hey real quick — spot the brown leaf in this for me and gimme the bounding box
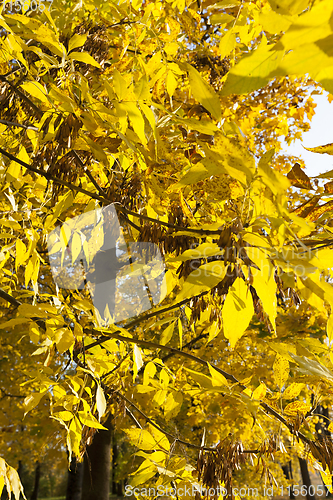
[305,199,333,222]
[292,195,321,217]
[304,143,333,155]
[324,181,333,194]
[287,163,312,190]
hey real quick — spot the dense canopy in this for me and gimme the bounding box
[2,0,333,498]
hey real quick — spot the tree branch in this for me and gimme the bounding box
[72,150,107,197]
[0,147,106,203]
[0,288,21,307]
[0,119,38,131]
[0,147,223,236]
[0,75,43,118]
[87,329,314,450]
[116,390,258,454]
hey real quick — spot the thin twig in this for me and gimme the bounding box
[72,150,107,197]
[116,390,258,453]
[0,119,38,131]
[0,147,223,235]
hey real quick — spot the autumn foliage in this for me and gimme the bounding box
[2,0,333,498]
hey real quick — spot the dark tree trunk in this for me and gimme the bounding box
[312,399,332,495]
[298,457,316,500]
[82,414,112,500]
[30,461,40,500]
[111,437,124,496]
[66,455,84,500]
[17,461,25,500]
[282,461,295,499]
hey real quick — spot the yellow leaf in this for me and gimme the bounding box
[273,354,289,390]
[148,423,170,451]
[119,102,147,145]
[96,384,107,421]
[143,362,156,385]
[222,278,254,348]
[268,0,308,15]
[54,327,75,354]
[221,36,283,96]
[207,363,228,386]
[252,382,267,400]
[77,411,107,429]
[328,314,333,343]
[178,318,183,349]
[68,51,101,68]
[173,261,226,303]
[71,232,81,264]
[164,392,183,421]
[124,428,159,451]
[186,64,221,120]
[52,411,73,421]
[24,390,48,416]
[133,344,143,381]
[283,383,305,399]
[25,258,34,288]
[210,13,235,24]
[68,33,87,53]
[20,81,49,105]
[160,321,175,346]
[284,401,311,416]
[166,70,178,97]
[67,416,82,462]
[259,9,292,34]
[15,239,26,271]
[219,30,237,59]
[185,367,213,389]
[246,247,277,331]
[319,466,333,493]
[6,465,26,500]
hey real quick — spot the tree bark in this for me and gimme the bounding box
[282,461,295,499]
[82,414,112,500]
[30,461,40,500]
[298,457,316,500]
[66,455,83,500]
